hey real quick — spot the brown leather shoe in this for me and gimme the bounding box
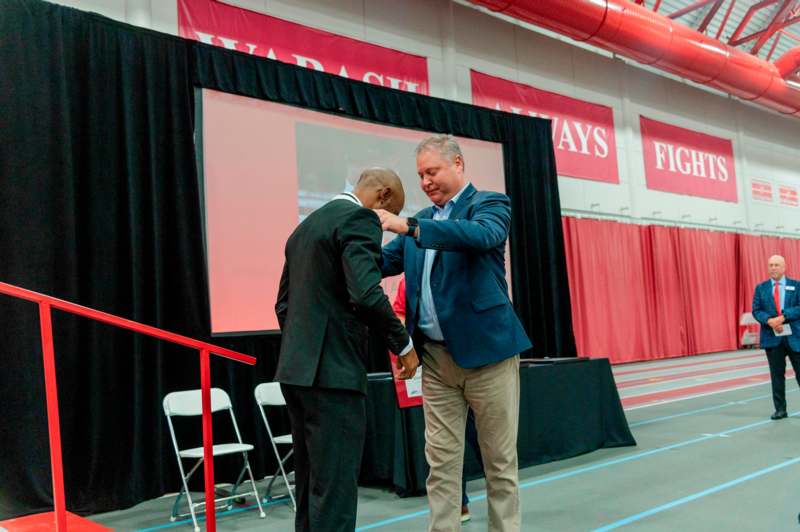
[461,504,471,523]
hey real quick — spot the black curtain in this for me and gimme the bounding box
[0,0,575,519]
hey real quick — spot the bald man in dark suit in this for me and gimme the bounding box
[275,168,419,532]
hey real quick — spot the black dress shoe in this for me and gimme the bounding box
[771,410,788,420]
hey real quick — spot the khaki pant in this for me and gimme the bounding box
[421,341,521,532]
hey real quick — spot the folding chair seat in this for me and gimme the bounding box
[254,382,297,511]
[163,388,265,531]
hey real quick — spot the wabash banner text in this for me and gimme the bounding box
[178,0,429,94]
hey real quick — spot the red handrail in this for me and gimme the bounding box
[0,281,256,532]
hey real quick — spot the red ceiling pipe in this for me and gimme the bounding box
[774,46,800,78]
[468,0,800,116]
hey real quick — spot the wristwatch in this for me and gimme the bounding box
[406,217,418,237]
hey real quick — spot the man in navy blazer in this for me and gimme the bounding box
[377,135,531,532]
[752,254,800,420]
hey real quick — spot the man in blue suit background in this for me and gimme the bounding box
[752,254,800,420]
[377,135,532,532]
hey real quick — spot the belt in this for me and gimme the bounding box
[418,331,446,346]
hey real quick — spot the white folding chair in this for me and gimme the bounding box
[163,388,265,531]
[254,382,297,511]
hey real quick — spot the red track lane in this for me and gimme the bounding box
[621,370,796,408]
[613,352,763,377]
[617,360,768,389]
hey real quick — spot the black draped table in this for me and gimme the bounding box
[359,358,635,496]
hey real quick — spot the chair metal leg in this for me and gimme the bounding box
[230,461,248,498]
[264,449,296,511]
[242,452,266,518]
[170,484,184,521]
[257,401,297,511]
[264,467,278,499]
[174,458,202,532]
[166,414,202,532]
[276,448,296,512]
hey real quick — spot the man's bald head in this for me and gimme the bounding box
[353,167,406,215]
[768,255,786,280]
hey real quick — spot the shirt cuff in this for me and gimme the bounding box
[398,338,414,356]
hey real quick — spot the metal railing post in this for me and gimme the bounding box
[200,348,216,532]
[38,302,68,532]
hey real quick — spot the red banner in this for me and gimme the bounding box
[751,179,773,202]
[779,184,799,207]
[470,70,619,184]
[640,116,738,203]
[178,0,429,94]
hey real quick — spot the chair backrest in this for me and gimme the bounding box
[254,382,287,407]
[163,388,232,417]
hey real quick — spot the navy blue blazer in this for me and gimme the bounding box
[752,277,800,352]
[381,184,532,368]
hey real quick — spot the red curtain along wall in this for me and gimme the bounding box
[563,216,800,363]
[646,225,688,359]
[562,218,653,362]
[673,228,738,354]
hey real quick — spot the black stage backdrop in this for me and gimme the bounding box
[0,0,575,518]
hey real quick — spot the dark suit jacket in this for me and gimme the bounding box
[381,184,531,368]
[275,197,410,394]
[752,277,800,352]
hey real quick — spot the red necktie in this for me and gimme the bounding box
[774,281,781,315]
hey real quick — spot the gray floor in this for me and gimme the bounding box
[91,349,800,531]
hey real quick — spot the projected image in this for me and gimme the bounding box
[295,123,429,224]
[200,89,506,334]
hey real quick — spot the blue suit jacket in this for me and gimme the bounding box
[382,184,532,368]
[752,277,800,352]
